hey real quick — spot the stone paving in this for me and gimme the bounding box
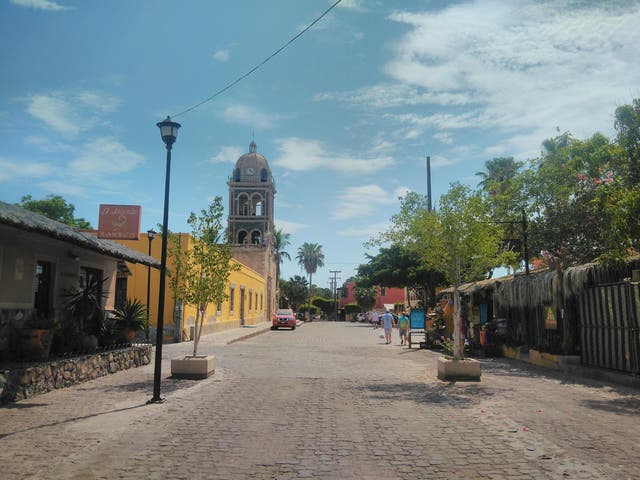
[1,321,639,479]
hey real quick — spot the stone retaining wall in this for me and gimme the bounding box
[0,345,152,403]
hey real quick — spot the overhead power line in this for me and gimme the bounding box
[172,0,343,118]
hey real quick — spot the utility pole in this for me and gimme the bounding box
[426,155,432,212]
[522,208,530,275]
[329,270,341,321]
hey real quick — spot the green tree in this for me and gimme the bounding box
[18,194,92,229]
[403,183,510,359]
[614,98,640,186]
[168,197,239,356]
[296,242,325,321]
[476,157,527,271]
[311,296,333,316]
[525,132,629,267]
[279,275,308,310]
[353,279,378,312]
[357,244,444,307]
[272,228,291,288]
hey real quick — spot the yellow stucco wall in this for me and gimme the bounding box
[117,233,266,342]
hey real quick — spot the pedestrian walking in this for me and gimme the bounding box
[371,310,379,330]
[397,310,409,345]
[381,309,395,344]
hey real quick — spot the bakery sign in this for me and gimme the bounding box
[98,204,141,240]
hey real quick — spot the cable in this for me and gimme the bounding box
[172,0,343,118]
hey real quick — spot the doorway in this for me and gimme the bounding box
[240,287,246,326]
[34,261,54,318]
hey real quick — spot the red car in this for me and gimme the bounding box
[272,308,296,330]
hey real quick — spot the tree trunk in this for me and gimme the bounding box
[453,286,463,360]
[192,305,205,356]
[308,273,313,321]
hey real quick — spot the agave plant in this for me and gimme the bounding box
[113,298,148,333]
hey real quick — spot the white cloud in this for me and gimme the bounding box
[25,135,75,153]
[313,83,472,108]
[208,145,243,164]
[26,94,80,136]
[336,0,367,12]
[37,180,89,197]
[273,137,394,174]
[25,90,121,136]
[331,184,410,221]
[429,155,456,169]
[221,104,278,130]
[275,219,307,235]
[11,0,70,11]
[0,157,53,182]
[383,0,640,153]
[68,137,145,176]
[213,49,230,62]
[337,221,391,238]
[433,132,453,145]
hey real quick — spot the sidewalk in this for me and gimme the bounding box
[1,320,274,405]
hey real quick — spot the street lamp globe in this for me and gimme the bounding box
[156,116,181,147]
[147,228,157,241]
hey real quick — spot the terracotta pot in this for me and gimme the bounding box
[18,329,53,361]
[120,328,136,343]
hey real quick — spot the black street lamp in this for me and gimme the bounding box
[149,116,180,404]
[145,229,157,341]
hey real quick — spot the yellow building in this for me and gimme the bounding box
[117,232,267,342]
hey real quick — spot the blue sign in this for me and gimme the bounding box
[409,308,425,330]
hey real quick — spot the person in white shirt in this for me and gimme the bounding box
[381,309,395,344]
[371,310,379,329]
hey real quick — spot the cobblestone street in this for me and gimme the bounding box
[1,321,639,479]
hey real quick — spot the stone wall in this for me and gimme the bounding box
[0,344,152,403]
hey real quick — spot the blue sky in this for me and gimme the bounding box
[2,0,640,289]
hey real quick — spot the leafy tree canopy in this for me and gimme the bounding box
[18,194,92,229]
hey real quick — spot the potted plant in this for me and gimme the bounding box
[96,312,119,347]
[113,298,148,343]
[16,311,58,361]
[62,275,108,349]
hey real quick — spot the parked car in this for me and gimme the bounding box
[272,308,296,330]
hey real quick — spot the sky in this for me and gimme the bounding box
[2,0,640,290]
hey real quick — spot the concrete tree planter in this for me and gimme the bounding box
[437,356,481,381]
[171,355,216,379]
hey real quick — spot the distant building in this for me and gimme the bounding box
[339,281,407,311]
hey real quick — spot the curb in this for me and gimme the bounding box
[226,326,272,345]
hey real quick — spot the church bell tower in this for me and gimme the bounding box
[227,140,277,322]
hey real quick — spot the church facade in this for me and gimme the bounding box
[227,141,278,325]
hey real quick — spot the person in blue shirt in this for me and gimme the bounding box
[381,309,395,344]
[397,311,409,345]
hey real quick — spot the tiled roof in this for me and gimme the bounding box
[0,201,160,268]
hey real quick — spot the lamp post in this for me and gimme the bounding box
[145,229,157,341]
[149,116,180,404]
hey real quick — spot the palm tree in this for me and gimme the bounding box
[272,228,291,290]
[296,242,325,321]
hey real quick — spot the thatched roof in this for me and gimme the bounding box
[457,275,514,295]
[0,201,160,268]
